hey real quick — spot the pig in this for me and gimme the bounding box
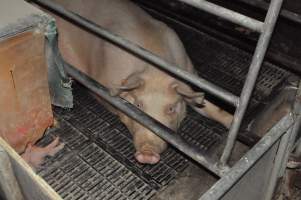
[47,0,233,164]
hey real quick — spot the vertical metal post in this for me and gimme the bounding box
[0,147,24,200]
[263,127,293,200]
[263,117,301,200]
[220,0,284,166]
[263,81,301,200]
[199,115,294,200]
[295,139,301,156]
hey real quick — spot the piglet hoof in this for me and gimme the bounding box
[52,118,60,128]
[135,151,160,165]
[21,137,65,170]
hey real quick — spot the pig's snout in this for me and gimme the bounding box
[134,137,166,164]
[135,150,160,164]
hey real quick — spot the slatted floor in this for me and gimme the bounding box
[37,83,225,200]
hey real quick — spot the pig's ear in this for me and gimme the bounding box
[109,73,144,96]
[173,83,205,106]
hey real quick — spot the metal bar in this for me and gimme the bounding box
[263,80,301,200]
[279,81,301,174]
[263,128,293,200]
[220,0,284,166]
[177,0,263,32]
[294,137,301,155]
[238,0,301,25]
[31,0,239,107]
[0,146,24,200]
[199,114,294,200]
[63,61,224,177]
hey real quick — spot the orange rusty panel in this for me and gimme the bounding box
[0,31,53,153]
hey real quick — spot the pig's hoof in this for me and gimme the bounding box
[135,151,160,164]
[22,137,64,170]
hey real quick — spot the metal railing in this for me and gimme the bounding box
[219,0,284,166]
[200,78,301,199]
[199,114,294,200]
[63,61,224,176]
[32,0,284,175]
[177,0,264,32]
[33,0,239,107]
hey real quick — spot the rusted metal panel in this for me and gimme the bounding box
[0,30,53,153]
[0,1,63,199]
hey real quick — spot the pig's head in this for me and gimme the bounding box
[110,70,204,164]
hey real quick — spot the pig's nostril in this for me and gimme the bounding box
[135,151,160,164]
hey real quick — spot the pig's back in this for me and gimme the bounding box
[51,0,190,87]
[53,0,155,38]
[52,0,156,72]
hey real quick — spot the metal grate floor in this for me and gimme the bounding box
[37,4,291,199]
[37,83,225,200]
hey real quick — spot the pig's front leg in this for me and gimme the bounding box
[192,99,233,128]
[21,137,64,169]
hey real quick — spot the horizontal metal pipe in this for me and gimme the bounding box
[177,0,263,32]
[32,0,239,107]
[63,61,224,177]
[199,114,294,200]
[220,0,284,165]
[238,0,301,25]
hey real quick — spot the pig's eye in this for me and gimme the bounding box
[167,105,176,114]
[135,101,143,109]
